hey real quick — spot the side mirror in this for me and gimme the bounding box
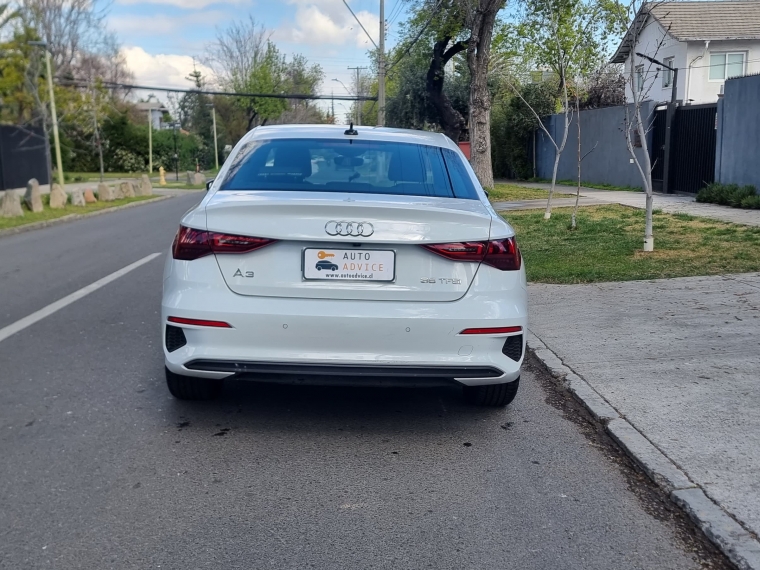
[206,179,214,192]
[483,189,490,198]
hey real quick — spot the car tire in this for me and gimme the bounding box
[463,377,519,407]
[317,266,322,271]
[165,367,223,401]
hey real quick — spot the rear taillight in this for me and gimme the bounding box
[172,226,276,260]
[483,237,521,271]
[422,237,521,271]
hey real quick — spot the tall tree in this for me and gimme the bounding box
[460,0,506,189]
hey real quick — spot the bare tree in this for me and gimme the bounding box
[205,16,270,91]
[19,0,110,76]
[615,0,670,251]
[572,94,597,229]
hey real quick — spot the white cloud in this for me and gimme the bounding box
[276,0,380,49]
[117,0,246,8]
[122,46,215,90]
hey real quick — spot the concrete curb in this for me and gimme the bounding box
[0,195,172,239]
[527,331,760,570]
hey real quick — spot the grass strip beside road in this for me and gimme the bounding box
[489,183,574,202]
[0,195,159,231]
[501,204,760,283]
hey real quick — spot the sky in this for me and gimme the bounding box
[107,0,410,112]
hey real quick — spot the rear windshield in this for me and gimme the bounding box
[220,138,479,200]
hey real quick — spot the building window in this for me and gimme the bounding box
[709,53,746,81]
[662,57,674,88]
[636,65,644,92]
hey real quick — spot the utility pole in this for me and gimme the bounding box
[378,0,386,127]
[347,66,367,126]
[28,41,64,189]
[637,52,678,194]
[146,94,156,174]
[211,106,219,171]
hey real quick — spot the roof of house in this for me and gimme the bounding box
[611,1,760,63]
[135,101,168,112]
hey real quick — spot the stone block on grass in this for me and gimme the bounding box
[120,181,135,198]
[84,188,97,203]
[1,191,24,218]
[97,183,114,202]
[186,171,194,185]
[24,179,43,213]
[70,189,86,207]
[139,174,153,196]
[193,172,206,186]
[49,183,67,209]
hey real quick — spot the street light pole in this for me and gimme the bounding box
[637,52,678,194]
[29,41,64,188]
[146,94,156,174]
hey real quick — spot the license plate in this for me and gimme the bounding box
[303,248,395,281]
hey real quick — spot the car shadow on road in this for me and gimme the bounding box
[164,378,513,439]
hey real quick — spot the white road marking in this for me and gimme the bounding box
[0,252,162,344]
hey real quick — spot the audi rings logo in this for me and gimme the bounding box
[325,220,374,237]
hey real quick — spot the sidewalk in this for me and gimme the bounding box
[528,274,760,566]
[499,181,760,227]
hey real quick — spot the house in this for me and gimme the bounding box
[611,1,760,105]
[135,100,170,130]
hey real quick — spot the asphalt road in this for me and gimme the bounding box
[0,194,726,569]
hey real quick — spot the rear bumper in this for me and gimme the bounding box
[162,257,528,386]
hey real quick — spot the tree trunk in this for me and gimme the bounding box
[572,96,581,230]
[624,53,655,251]
[466,0,504,190]
[544,71,571,220]
[635,103,654,251]
[427,38,467,143]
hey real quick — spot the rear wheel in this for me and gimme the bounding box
[165,367,223,400]
[463,377,519,407]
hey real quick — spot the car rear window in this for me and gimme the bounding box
[220,138,479,200]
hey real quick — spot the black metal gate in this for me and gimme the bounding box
[661,103,717,194]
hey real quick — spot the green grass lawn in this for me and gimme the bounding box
[66,171,216,183]
[158,182,206,190]
[489,183,574,202]
[0,195,159,231]
[500,205,760,283]
[66,172,146,182]
[529,178,642,192]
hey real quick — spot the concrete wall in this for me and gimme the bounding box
[536,101,657,189]
[715,73,760,192]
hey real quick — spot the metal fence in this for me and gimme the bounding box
[0,125,50,191]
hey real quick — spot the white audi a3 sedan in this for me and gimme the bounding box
[162,125,528,406]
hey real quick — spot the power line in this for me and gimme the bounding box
[386,0,443,75]
[56,78,378,101]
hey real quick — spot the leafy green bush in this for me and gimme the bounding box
[696,183,759,209]
[740,194,760,209]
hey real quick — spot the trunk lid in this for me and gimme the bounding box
[205,191,492,302]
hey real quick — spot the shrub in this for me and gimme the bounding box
[740,194,760,209]
[696,183,759,209]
